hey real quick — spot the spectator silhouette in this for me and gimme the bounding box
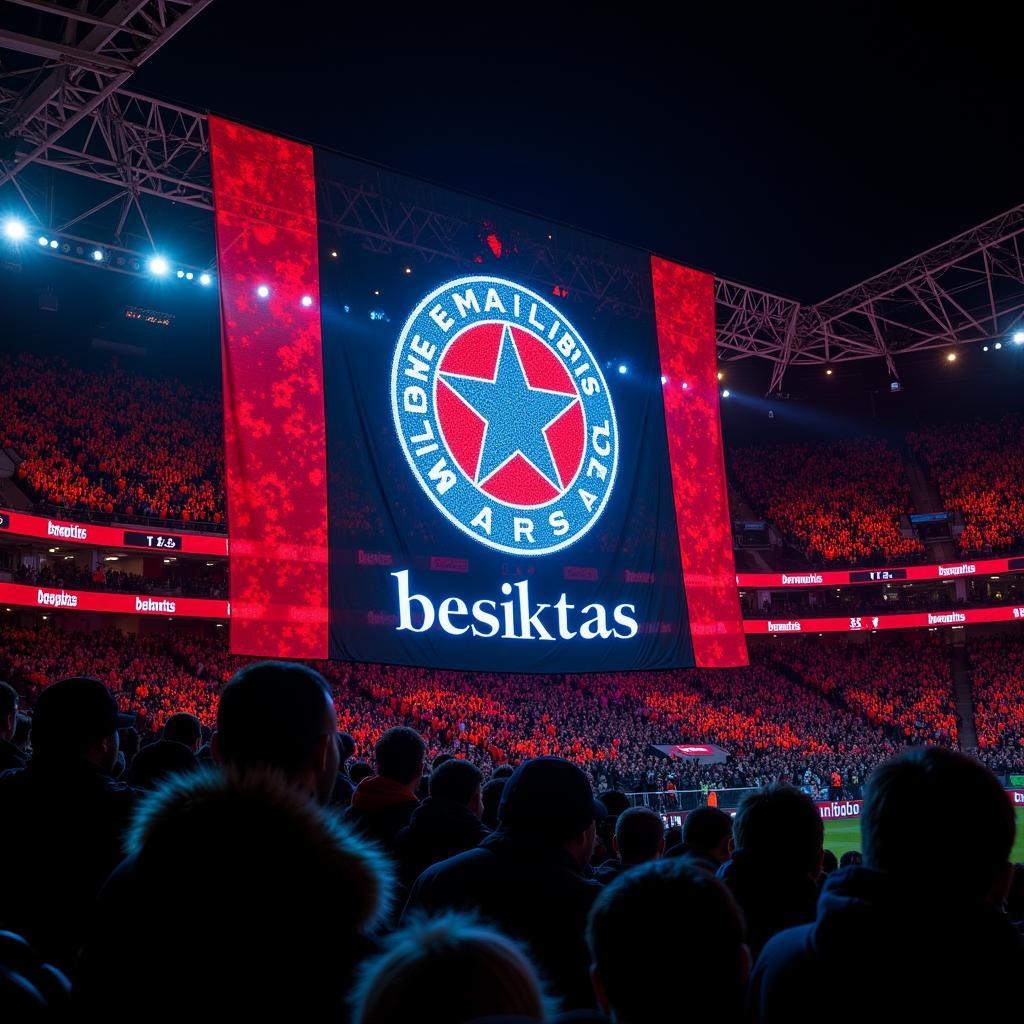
[751,748,1023,1022]
[395,759,489,891]
[666,805,734,871]
[0,681,26,773]
[594,806,665,885]
[405,757,604,1009]
[351,912,553,1024]
[76,660,391,1016]
[588,859,749,1023]
[346,726,425,848]
[0,677,135,968]
[718,782,823,958]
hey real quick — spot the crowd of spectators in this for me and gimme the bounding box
[909,414,1024,554]
[4,624,1021,790]
[0,352,225,524]
[777,633,959,747]
[971,634,1024,758]
[730,438,923,564]
[0,662,1020,1021]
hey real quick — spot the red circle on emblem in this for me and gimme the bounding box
[435,322,585,507]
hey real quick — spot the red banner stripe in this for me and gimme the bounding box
[209,117,329,658]
[651,257,747,666]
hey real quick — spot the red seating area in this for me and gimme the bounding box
[730,438,923,563]
[971,634,1024,753]
[0,353,225,524]
[780,633,958,746]
[6,625,1013,785]
[909,414,1024,553]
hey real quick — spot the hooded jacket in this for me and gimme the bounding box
[76,768,394,1017]
[749,866,1024,1023]
[404,829,601,1009]
[0,757,136,969]
[394,795,490,891]
[345,774,419,850]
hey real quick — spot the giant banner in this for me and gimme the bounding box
[210,118,746,670]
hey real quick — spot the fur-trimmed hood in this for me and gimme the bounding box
[126,766,395,933]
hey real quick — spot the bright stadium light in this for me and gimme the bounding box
[257,284,270,298]
[149,255,169,276]
[946,352,957,362]
[3,218,27,242]
[48,238,59,249]
[92,249,104,262]
[199,273,212,286]
[1013,331,1024,345]
[301,295,313,307]
[38,235,48,246]
[722,389,731,398]
[660,374,667,385]
[185,272,194,281]
[681,381,689,389]
[618,364,627,375]
[995,342,1002,350]
[176,270,185,279]
[983,345,989,352]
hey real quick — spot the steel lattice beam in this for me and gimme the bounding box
[2,64,1023,390]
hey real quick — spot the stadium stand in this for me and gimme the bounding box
[6,625,1017,789]
[729,438,923,564]
[970,634,1024,757]
[0,353,225,524]
[909,414,1024,554]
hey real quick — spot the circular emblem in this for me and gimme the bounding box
[391,275,618,555]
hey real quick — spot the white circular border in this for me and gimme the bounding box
[390,274,619,556]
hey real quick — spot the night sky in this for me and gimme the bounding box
[131,5,1023,301]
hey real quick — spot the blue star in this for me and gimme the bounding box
[440,325,578,490]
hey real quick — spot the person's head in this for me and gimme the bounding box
[374,727,426,790]
[0,681,17,741]
[129,740,199,790]
[431,752,454,772]
[681,806,734,866]
[498,757,603,868]
[598,790,631,819]
[587,859,748,1023]
[350,912,551,1024]
[430,759,484,818]
[214,661,339,804]
[664,824,682,850]
[491,764,515,780]
[350,760,374,786]
[481,777,507,831]
[163,712,203,752]
[821,849,838,876]
[733,782,824,878]
[839,850,862,869]
[30,677,129,771]
[613,807,665,866]
[862,747,1015,904]
[104,768,394,1017]
[338,732,356,770]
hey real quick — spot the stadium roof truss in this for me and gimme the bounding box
[2,11,1023,390]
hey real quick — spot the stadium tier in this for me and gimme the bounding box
[0,353,225,525]
[729,438,924,564]
[3,624,1022,785]
[3,359,1024,561]
[909,415,1024,554]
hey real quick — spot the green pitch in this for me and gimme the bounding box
[823,806,1024,862]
